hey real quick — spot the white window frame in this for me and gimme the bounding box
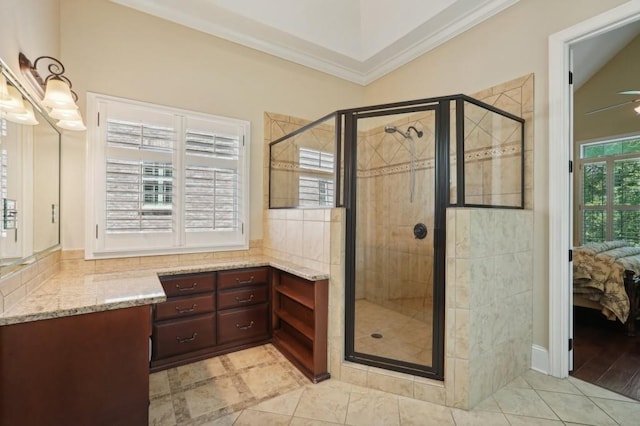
[576,134,640,246]
[85,93,250,259]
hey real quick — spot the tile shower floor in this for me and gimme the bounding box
[355,299,432,366]
[149,344,640,425]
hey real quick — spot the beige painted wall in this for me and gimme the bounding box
[7,0,633,352]
[574,34,640,142]
[363,0,628,353]
[58,0,364,249]
[0,0,60,94]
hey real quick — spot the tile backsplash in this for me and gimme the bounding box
[0,249,61,314]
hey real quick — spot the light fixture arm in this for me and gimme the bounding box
[17,52,86,131]
[19,53,78,102]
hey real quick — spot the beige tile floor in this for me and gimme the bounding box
[149,344,640,425]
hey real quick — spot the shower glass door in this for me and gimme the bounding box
[346,104,444,377]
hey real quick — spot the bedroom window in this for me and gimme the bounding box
[578,136,640,246]
[86,93,250,258]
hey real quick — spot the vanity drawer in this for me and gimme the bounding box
[160,273,215,298]
[153,314,216,359]
[155,294,216,321]
[217,285,268,310]
[217,304,269,345]
[217,267,269,290]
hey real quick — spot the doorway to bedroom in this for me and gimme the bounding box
[568,19,640,401]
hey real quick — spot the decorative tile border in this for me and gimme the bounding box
[463,143,521,162]
[355,143,522,179]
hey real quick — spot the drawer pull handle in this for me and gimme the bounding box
[176,332,198,343]
[236,321,254,330]
[235,276,254,285]
[175,304,197,314]
[176,282,198,292]
[235,294,254,303]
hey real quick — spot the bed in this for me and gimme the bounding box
[573,240,640,335]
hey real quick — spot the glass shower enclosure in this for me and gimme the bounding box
[269,95,525,380]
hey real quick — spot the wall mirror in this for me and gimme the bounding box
[0,61,61,276]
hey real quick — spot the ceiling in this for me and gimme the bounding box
[572,20,640,90]
[572,19,640,141]
[111,0,519,85]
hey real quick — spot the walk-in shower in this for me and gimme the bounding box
[269,95,525,380]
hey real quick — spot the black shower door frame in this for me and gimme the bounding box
[343,100,449,380]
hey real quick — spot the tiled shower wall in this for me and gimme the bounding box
[446,208,533,408]
[468,74,534,209]
[263,113,346,383]
[356,112,436,315]
[269,116,335,207]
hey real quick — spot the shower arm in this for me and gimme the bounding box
[406,126,423,138]
[384,125,423,138]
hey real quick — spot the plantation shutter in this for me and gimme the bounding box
[88,93,249,258]
[299,148,334,172]
[183,117,245,247]
[105,120,175,233]
[95,100,178,253]
[298,148,334,207]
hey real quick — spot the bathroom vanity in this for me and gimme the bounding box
[151,262,330,383]
[0,270,165,426]
[0,257,329,425]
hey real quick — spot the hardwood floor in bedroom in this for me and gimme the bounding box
[571,306,640,401]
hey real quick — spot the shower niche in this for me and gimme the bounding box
[269,95,525,380]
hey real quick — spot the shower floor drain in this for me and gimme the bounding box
[371,333,383,339]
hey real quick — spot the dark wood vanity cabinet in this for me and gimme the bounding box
[151,267,271,371]
[151,266,329,382]
[151,272,217,365]
[217,267,271,345]
[271,270,330,383]
[0,305,152,426]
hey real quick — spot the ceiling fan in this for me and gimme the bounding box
[586,91,640,115]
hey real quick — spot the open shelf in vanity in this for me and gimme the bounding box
[271,269,329,383]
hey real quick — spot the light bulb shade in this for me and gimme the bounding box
[42,78,77,110]
[57,118,86,131]
[635,105,640,115]
[49,107,83,121]
[0,85,26,112]
[5,102,39,125]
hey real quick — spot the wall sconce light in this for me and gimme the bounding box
[634,105,640,115]
[0,72,39,125]
[18,52,85,131]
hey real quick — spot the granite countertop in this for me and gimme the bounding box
[0,256,329,326]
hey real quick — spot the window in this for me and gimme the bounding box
[86,94,249,258]
[578,136,640,246]
[298,148,334,207]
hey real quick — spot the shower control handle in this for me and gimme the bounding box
[414,223,427,239]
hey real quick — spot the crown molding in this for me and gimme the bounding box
[111,0,519,86]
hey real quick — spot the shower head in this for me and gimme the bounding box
[384,125,423,138]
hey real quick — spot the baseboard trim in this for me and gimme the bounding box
[531,344,549,374]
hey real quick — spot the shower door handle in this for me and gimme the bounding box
[414,223,427,239]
